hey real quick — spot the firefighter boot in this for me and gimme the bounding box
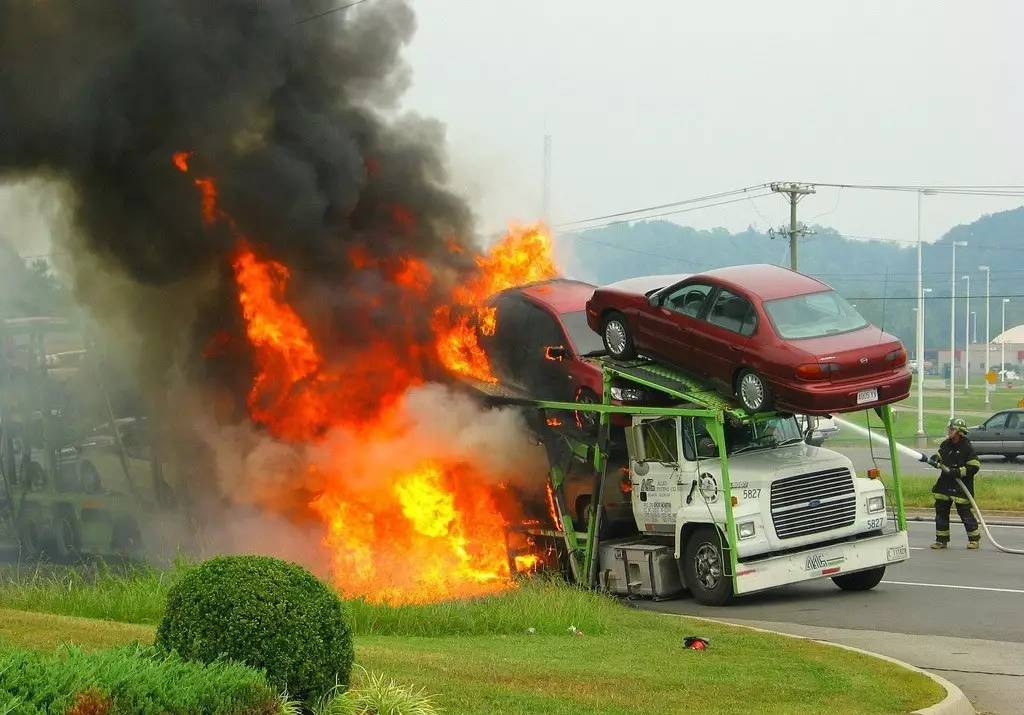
[967,539,981,550]
[930,542,947,549]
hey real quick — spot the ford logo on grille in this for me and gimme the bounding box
[808,498,822,507]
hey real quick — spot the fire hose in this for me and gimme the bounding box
[833,416,1024,555]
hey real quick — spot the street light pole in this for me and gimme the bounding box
[971,311,977,343]
[950,241,966,417]
[979,265,991,405]
[915,192,929,438]
[1001,298,1010,379]
[962,275,970,390]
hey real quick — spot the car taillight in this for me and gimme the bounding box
[885,347,907,367]
[795,363,838,380]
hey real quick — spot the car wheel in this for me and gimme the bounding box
[682,526,733,606]
[736,369,772,413]
[831,566,885,592]
[602,312,635,359]
[574,388,600,434]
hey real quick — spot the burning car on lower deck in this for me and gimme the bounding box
[478,278,660,428]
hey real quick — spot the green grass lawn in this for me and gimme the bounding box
[0,570,944,714]
[885,473,1024,511]
[0,591,942,715]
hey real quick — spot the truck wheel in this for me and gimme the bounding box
[602,312,636,360]
[39,516,79,562]
[112,518,142,556]
[16,515,42,559]
[682,526,733,606]
[831,566,885,592]
[736,369,772,413]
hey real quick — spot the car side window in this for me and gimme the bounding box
[985,412,1009,429]
[1006,413,1020,429]
[706,289,757,336]
[663,283,714,318]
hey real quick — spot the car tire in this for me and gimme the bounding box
[574,388,600,434]
[682,526,733,606]
[736,369,772,413]
[831,566,885,592]
[602,312,635,360]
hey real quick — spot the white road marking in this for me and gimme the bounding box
[881,580,1024,595]
[907,520,1024,530]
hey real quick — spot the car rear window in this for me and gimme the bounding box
[561,310,605,356]
[763,290,868,339]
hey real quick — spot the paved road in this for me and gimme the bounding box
[834,445,1024,475]
[639,520,1024,714]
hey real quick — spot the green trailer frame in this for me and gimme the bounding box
[525,356,908,592]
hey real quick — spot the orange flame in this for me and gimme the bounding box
[433,223,557,383]
[176,153,555,603]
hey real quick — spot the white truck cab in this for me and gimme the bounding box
[604,412,907,604]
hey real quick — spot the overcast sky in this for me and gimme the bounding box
[402,0,1024,245]
[2,1,1021,258]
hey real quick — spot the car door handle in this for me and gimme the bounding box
[729,345,743,352]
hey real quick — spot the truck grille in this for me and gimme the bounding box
[770,467,856,540]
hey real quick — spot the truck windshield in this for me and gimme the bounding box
[685,415,803,458]
[763,290,867,339]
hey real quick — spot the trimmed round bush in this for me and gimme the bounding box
[155,555,353,700]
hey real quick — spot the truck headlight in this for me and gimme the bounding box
[610,386,645,402]
[867,495,885,513]
[737,521,756,539]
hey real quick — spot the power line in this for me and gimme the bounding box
[555,184,770,228]
[560,191,775,233]
[293,0,368,25]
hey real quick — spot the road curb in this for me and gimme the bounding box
[671,614,974,715]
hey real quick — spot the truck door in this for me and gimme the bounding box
[627,416,683,532]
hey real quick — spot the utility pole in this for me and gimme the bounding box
[770,182,816,270]
[541,134,552,224]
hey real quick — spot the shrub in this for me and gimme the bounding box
[314,669,439,715]
[0,643,284,714]
[155,555,354,701]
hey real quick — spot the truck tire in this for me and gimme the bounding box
[602,312,636,360]
[682,526,733,606]
[16,515,42,559]
[112,517,142,556]
[42,509,80,562]
[736,369,772,413]
[831,566,885,592]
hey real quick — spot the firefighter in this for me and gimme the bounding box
[927,417,982,549]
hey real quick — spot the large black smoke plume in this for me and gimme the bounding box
[0,0,475,397]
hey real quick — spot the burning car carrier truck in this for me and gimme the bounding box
[487,356,910,605]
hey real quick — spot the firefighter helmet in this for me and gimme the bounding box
[948,417,968,435]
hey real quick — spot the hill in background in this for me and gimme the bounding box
[557,205,1024,353]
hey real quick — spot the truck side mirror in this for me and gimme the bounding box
[544,345,567,361]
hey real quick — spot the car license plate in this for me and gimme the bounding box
[856,388,878,404]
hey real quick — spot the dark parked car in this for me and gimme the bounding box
[966,409,1024,460]
[585,264,911,415]
[481,279,649,428]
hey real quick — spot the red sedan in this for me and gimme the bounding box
[585,264,911,415]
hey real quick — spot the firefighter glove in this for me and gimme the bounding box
[928,454,941,469]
